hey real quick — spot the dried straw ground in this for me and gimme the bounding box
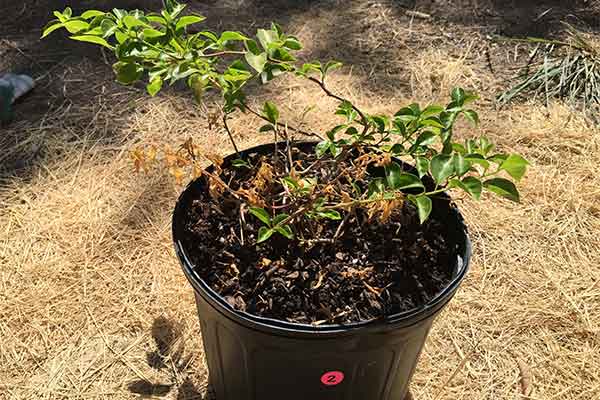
[1,1,599,399]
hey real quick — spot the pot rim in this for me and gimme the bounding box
[172,141,471,337]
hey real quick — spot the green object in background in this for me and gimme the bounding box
[0,73,35,123]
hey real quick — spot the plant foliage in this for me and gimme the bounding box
[45,1,529,244]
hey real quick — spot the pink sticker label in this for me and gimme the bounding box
[321,371,345,386]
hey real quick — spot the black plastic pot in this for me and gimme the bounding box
[173,142,471,400]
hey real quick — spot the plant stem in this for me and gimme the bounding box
[223,114,241,156]
[241,101,325,141]
[306,76,370,135]
[202,50,246,57]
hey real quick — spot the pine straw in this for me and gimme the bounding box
[1,1,600,399]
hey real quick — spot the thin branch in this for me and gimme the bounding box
[222,114,241,156]
[306,76,370,136]
[241,101,325,141]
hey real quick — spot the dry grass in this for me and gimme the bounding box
[1,1,600,399]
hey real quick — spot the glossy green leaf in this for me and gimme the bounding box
[176,15,206,30]
[421,105,444,119]
[315,141,330,158]
[81,10,106,19]
[386,162,425,190]
[283,38,302,50]
[410,195,432,224]
[415,157,429,178]
[249,207,271,226]
[123,15,149,29]
[451,87,466,105]
[316,210,342,220]
[244,51,267,73]
[367,178,386,198]
[219,30,249,42]
[430,154,454,184]
[463,109,479,126]
[451,177,482,200]
[146,77,163,96]
[272,213,290,226]
[256,28,278,52]
[484,178,520,202]
[453,153,471,176]
[143,28,165,38]
[113,61,143,84]
[257,227,274,243]
[64,20,90,33]
[70,35,113,49]
[275,225,294,239]
[41,22,64,38]
[262,101,279,124]
[499,154,529,181]
[231,159,250,168]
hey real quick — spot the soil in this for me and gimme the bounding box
[179,143,462,325]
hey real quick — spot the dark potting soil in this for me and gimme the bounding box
[180,146,455,325]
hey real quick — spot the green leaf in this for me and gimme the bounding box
[465,153,490,169]
[386,162,424,190]
[256,28,278,52]
[70,35,113,49]
[64,20,90,33]
[463,109,479,126]
[176,15,206,30]
[249,207,271,226]
[316,210,342,220]
[420,118,445,129]
[219,30,249,42]
[53,10,68,23]
[484,178,520,202]
[262,101,279,124]
[367,177,386,198]
[415,157,429,178]
[413,131,438,147]
[231,159,250,168]
[461,176,482,200]
[123,15,149,29]
[245,51,267,73]
[146,77,163,96]
[323,60,343,74]
[259,124,275,133]
[315,141,330,158]
[453,153,471,176]
[115,31,128,43]
[143,28,165,38]
[421,105,444,119]
[42,22,64,38]
[450,177,482,200]
[499,154,529,181]
[112,8,127,20]
[275,225,294,239]
[113,61,143,84]
[146,15,167,24]
[100,19,117,36]
[410,195,432,224]
[257,227,274,243]
[81,10,106,19]
[283,38,302,50]
[372,115,388,132]
[430,154,455,184]
[451,87,466,105]
[281,176,299,190]
[272,213,290,226]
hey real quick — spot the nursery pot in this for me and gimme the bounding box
[172,142,471,400]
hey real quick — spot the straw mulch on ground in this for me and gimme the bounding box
[1,1,599,399]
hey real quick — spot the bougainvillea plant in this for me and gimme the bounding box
[44,0,528,245]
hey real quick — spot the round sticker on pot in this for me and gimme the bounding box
[321,371,344,386]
